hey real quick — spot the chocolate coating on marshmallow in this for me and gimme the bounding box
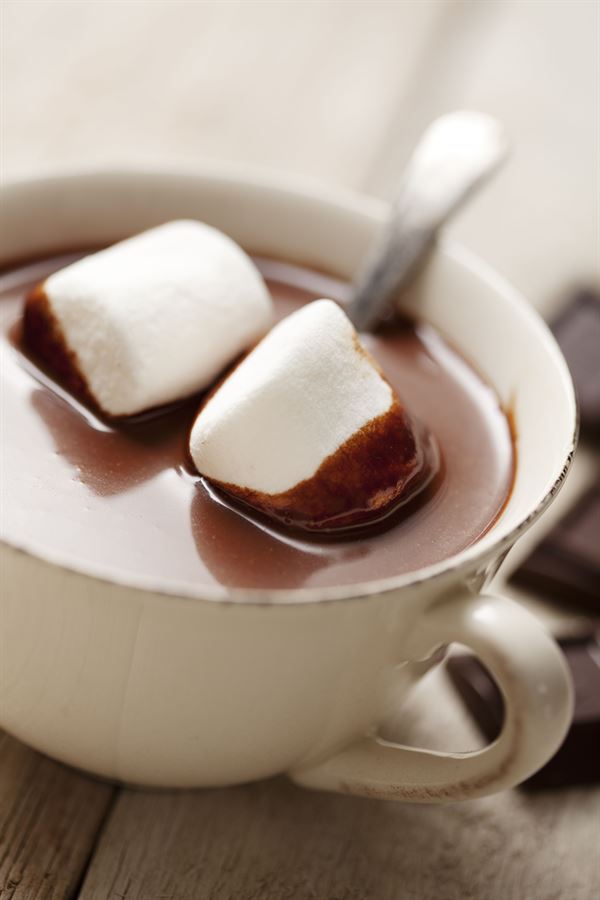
[190,300,438,531]
[24,221,273,416]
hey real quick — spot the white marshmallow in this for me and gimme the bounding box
[190,299,394,494]
[43,220,273,415]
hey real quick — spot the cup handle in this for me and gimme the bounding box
[291,592,573,802]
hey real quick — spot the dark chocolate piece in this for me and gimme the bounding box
[509,484,600,613]
[447,633,600,789]
[551,289,600,437]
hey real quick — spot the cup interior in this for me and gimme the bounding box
[0,168,577,593]
[400,243,577,546]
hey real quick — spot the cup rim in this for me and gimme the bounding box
[0,165,579,606]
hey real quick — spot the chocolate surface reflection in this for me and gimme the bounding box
[191,484,369,589]
[30,387,197,496]
[1,253,514,592]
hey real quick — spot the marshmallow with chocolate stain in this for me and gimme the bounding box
[24,220,273,416]
[190,299,437,531]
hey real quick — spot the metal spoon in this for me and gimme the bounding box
[348,111,508,332]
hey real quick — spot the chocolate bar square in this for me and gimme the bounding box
[551,289,600,438]
[510,483,600,613]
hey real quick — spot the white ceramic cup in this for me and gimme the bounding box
[0,169,577,801]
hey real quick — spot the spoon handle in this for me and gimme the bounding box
[348,111,508,332]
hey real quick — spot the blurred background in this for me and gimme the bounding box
[2,0,599,315]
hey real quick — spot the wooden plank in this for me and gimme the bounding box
[77,775,600,900]
[77,672,600,900]
[0,731,115,900]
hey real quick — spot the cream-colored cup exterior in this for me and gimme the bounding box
[0,169,577,801]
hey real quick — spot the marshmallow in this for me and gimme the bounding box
[190,299,437,531]
[24,220,273,416]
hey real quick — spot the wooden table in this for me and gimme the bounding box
[1,2,599,897]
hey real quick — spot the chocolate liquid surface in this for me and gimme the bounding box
[1,253,514,592]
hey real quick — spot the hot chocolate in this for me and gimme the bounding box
[1,252,514,591]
